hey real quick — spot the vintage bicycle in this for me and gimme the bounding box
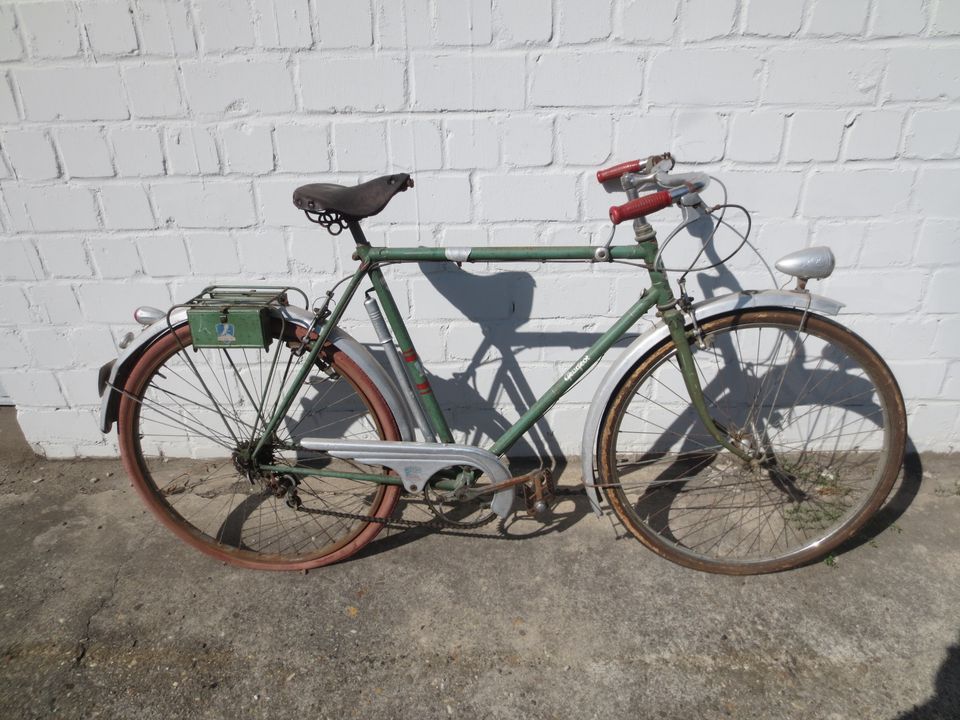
[97,153,907,575]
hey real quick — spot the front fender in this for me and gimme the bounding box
[578,289,844,516]
[98,305,416,441]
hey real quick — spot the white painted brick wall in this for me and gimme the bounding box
[0,0,958,457]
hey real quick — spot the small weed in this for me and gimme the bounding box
[824,554,838,568]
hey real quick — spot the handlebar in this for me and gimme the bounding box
[600,152,710,224]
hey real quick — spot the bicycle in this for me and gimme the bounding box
[97,152,907,575]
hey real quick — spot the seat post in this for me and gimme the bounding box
[346,219,370,248]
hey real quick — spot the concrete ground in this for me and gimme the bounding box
[0,407,957,720]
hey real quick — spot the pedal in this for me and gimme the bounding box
[521,469,555,518]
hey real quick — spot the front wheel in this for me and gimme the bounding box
[117,321,402,571]
[598,308,906,575]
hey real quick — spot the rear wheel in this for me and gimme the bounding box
[117,321,401,571]
[599,309,906,574]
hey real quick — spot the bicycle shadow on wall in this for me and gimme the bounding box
[360,266,629,552]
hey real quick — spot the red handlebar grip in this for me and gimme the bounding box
[596,159,642,183]
[609,190,673,225]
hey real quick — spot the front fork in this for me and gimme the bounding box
[660,305,753,462]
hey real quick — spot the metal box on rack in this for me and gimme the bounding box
[185,287,296,349]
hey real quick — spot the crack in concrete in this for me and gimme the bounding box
[73,561,126,667]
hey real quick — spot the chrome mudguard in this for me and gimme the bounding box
[578,289,844,516]
[97,305,416,441]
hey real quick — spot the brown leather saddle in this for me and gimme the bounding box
[292,173,414,220]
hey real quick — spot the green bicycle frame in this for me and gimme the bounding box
[254,221,747,473]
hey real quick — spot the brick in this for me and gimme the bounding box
[300,54,406,112]
[0,372,65,407]
[821,269,924,314]
[721,171,804,218]
[186,232,241,274]
[766,49,882,104]
[0,76,17,122]
[674,111,725,162]
[648,50,761,105]
[111,127,165,176]
[82,1,139,55]
[254,0,311,48]
[844,110,905,161]
[4,187,100,233]
[556,0,611,43]
[123,64,186,118]
[745,0,803,36]
[681,0,736,41]
[435,0,492,45]
[89,236,142,277]
[19,2,81,58]
[914,168,960,218]
[378,0,431,48]
[164,127,221,175]
[532,51,642,107]
[16,66,128,121]
[0,285,31,324]
[195,0,255,52]
[885,48,960,101]
[926,267,960,314]
[478,174,578,222]
[152,180,256,228]
[931,0,960,35]
[389,119,442,171]
[57,127,114,178]
[135,0,197,55]
[857,220,915,268]
[614,113,673,156]
[907,404,958,450]
[889,361,948,400]
[58,370,102,406]
[333,121,387,172]
[237,229,288,274]
[314,0,372,48]
[904,110,960,159]
[137,236,190,276]
[415,54,524,111]
[100,184,157,230]
[409,275,513,321]
[274,123,330,173]
[221,124,274,174]
[805,0,869,35]
[557,114,612,165]
[915,220,960,266]
[36,236,92,278]
[1,130,60,180]
[617,0,678,43]
[0,239,43,280]
[182,60,295,116]
[444,117,499,170]
[501,115,553,167]
[529,275,611,318]
[786,111,846,162]
[870,0,926,36]
[495,0,552,45]
[18,409,104,445]
[27,284,82,324]
[727,113,784,163]
[0,7,24,61]
[804,170,911,218]
[77,282,171,324]
[382,174,472,224]
[0,330,29,368]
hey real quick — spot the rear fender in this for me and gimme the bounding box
[97,306,416,440]
[578,289,844,516]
